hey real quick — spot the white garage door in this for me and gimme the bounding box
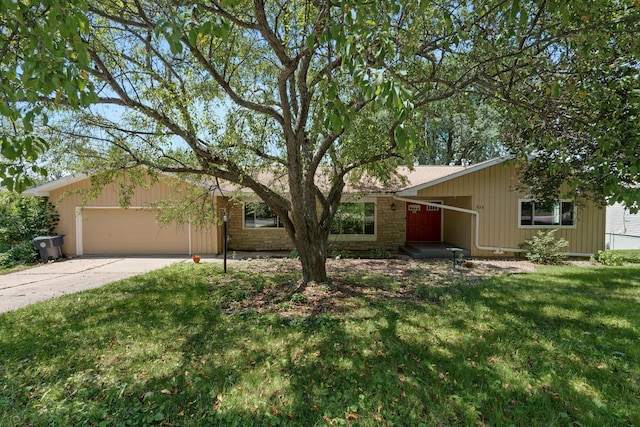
[81,208,189,255]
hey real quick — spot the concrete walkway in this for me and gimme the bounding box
[0,257,189,314]
[0,252,291,314]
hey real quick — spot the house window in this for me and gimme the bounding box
[244,202,284,229]
[519,200,575,227]
[331,202,375,235]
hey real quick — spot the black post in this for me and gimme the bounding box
[223,209,228,274]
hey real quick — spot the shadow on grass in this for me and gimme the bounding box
[0,264,638,426]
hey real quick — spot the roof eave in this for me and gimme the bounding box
[23,174,89,197]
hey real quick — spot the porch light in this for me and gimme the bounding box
[390,203,396,211]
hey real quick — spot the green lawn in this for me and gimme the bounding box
[1,261,638,426]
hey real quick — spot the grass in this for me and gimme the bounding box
[0,261,35,275]
[1,261,639,426]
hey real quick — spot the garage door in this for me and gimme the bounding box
[81,208,190,255]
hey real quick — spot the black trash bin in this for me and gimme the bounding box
[32,235,65,262]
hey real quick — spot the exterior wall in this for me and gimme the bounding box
[327,196,405,253]
[224,195,406,253]
[50,176,219,256]
[416,162,605,257]
[441,196,472,250]
[223,199,293,252]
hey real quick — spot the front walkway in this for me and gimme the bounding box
[400,242,471,259]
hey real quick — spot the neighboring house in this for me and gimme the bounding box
[606,203,640,250]
[25,157,606,258]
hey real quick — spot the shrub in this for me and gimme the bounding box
[368,248,391,259]
[0,242,37,266]
[0,193,59,266]
[523,229,569,265]
[595,250,624,266]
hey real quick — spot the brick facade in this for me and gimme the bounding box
[223,196,407,253]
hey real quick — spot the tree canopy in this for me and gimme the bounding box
[0,0,95,191]
[2,0,640,281]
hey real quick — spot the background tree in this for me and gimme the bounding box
[410,95,506,165]
[6,0,640,282]
[479,1,640,211]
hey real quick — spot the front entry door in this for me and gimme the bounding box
[406,202,442,242]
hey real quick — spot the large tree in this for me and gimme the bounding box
[4,0,640,281]
[497,1,640,211]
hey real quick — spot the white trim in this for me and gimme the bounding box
[24,174,89,197]
[517,199,577,229]
[397,156,513,196]
[75,207,83,256]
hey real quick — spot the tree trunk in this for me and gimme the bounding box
[297,240,328,284]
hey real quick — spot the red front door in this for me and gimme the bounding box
[406,202,442,242]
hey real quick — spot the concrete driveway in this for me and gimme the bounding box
[0,257,189,314]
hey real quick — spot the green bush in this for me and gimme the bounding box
[523,229,569,265]
[368,248,392,259]
[0,193,59,267]
[595,250,624,266]
[0,241,37,266]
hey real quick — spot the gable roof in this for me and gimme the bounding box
[23,156,513,198]
[396,156,512,196]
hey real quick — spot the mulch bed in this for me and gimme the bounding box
[212,257,541,317]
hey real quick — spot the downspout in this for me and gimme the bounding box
[393,196,524,254]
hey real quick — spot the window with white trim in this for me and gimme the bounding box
[330,202,375,235]
[244,202,285,229]
[519,200,575,227]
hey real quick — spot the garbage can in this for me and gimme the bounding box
[32,235,65,262]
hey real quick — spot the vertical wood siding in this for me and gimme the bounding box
[416,163,605,256]
[50,176,219,256]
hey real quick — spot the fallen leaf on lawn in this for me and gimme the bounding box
[160,389,171,395]
[270,404,281,415]
[346,413,359,420]
[438,372,445,379]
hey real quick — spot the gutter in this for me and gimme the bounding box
[392,196,593,257]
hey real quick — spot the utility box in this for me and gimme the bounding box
[32,235,65,262]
